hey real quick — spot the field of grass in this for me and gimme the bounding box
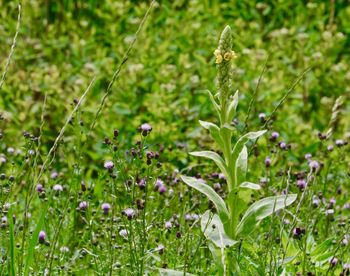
[0,0,349,275]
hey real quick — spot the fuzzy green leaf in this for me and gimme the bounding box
[226,90,239,122]
[205,89,220,117]
[199,120,224,149]
[232,130,267,160]
[236,194,297,237]
[190,151,229,177]
[158,268,196,276]
[235,146,248,186]
[208,243,224,274]
[239,182,261,190]
[181,175,229,225]
[201,210,238,249]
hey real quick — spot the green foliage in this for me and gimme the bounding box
[236,194,297,237]
[181,26,298,273]
[0,1,349,275]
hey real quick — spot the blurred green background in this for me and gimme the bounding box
[0,0,349,170]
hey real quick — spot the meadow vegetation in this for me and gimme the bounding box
[0,0,349,275]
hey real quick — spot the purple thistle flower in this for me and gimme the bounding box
[123,208,135,220]
[36,184,44,193]
[157,244,165,255]
[52,184,63,192]
[159,185,167,194]
[213,183,221,192]
[155,179,166,194]
[327,145,334,152]
[38,230,46,243]
[343,203,350,210]
[296,179,307,190]
[192,214,199,220]
[165,221,172,230]
[137,178,146,189]
[309,160,319,171]
[139,123,152,136]
[312,196,320,208]
[104,160,114,170]
[50,171,58,179]
[101,203,111,215]
[292,227,305,239]
[329,198,336,207]
[329,257,338,267]
[270,131,279,141]
[119,229,128,239]
[265,157,271,167]
[154,179,164,191]
[259,113,266,122]
[304,153,312,160]
[79,201,88,210]
[0,156,6,164]
[335,139,344,147]
[279,142,287,150]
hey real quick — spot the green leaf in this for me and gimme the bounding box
[158,268,196,276]
[235,146,248,186]
[226,90,239,122]
[199,120,224,149]
[201,211,238,249]
[232,130,267,160]
[306,234,315,254]
[221,123,235,132]
[208,243,224,275]
[181,175,229,225]
[239,182,261,190]
[8,208,16,276]
[310,238,334,262]
[24,204,48,275]
[235,190,251,219]
[276,255,299,266]
[190,151,229,178]
[236,194,297,237]
[205,89,220,117]
[281,230,299,258]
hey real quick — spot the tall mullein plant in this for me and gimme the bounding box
[181,26,297,273]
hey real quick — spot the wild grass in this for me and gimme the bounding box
[0,1,349,275]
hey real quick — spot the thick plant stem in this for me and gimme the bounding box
[219,108,239,239]
[216,25,239,240]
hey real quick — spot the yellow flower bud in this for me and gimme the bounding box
[224,52,232,61]
[215,54,223,64]
[223,50,237,61]
[214,49,221,56]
